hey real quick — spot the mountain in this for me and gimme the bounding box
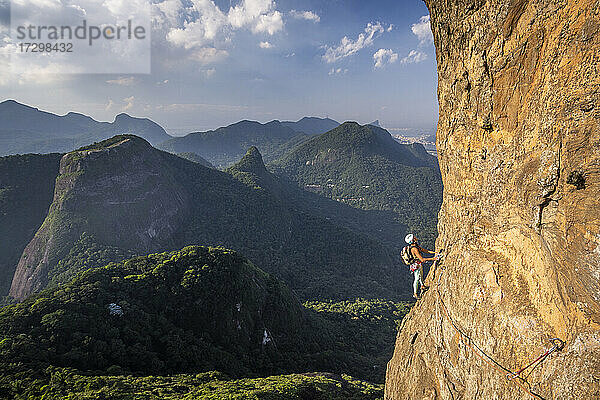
[271,122,442,247]
[0,247,305,376]
[1,246,308,376]
[281,117,340,135]
[159,120,311,168]
[2,370,384,399]
[6,135,405,301]
[0,100,172,155]
[0,153,62,298]
[110,113,172,146]
[369,120,381,127]
[228,147,409,251]
[386,1,600,399]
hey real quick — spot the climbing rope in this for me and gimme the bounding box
[507,338,565,381]
[430,257,564,400]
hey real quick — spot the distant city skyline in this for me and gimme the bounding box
[0,0,439,135]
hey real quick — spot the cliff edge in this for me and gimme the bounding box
[385,1,600,399]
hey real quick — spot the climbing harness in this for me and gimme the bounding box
[506,338,565,381]
[431,256,565,400]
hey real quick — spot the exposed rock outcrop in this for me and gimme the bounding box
[386,1,600,399]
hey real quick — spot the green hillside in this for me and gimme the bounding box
[0,153,62,298]
[176,152,214,168]
[271,122,443,248]
[228,147,408,251]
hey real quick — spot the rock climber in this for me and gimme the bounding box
[403,233,437,299]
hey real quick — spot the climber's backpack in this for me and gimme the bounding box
[401,244,417,266]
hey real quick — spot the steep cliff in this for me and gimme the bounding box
[9,136,188,299]
[386,1,600,399]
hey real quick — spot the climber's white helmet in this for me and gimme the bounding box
[405,233,415,244]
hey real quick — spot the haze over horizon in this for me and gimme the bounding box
[0,0,438,135]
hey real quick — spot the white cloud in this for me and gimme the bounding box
[153,0,181,27]
[7,0,151,74]
[166,1,228,50]
[328,67,347,76]
[387,24,393,32]
[323,22,385,63]
[14,62,79,85]
[189,47,229,64]
[400,50,427,64]
[122,96,135,111]
[252,11,283,35]
[411,15,433,46]
[163,0,284,64]
[105,99,115,111]
[106,76,137,86]
[285,52,295,58]
[373,48,398,69]
[259,41,272,48]
[289,10,320,23]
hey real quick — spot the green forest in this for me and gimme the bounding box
[0,247,410,399]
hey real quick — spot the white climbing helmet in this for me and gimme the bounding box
[405,233,414,244]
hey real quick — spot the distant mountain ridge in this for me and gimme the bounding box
[160,118,339,168]
[0,100,172,155]
[281,117,340,135]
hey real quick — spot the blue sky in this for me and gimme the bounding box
[0,0,438,135]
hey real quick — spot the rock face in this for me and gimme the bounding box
[9,136,188,299]
[386,1,600,399]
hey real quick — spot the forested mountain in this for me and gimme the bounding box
[0,100,171,155]
[2,247,307,376]
[0,154,62,298]
[271,122,443,247]
[6,135,406,302]
[228,146,408,250]
[0,246,409,398]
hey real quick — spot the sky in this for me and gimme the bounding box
[0,0,438,135]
